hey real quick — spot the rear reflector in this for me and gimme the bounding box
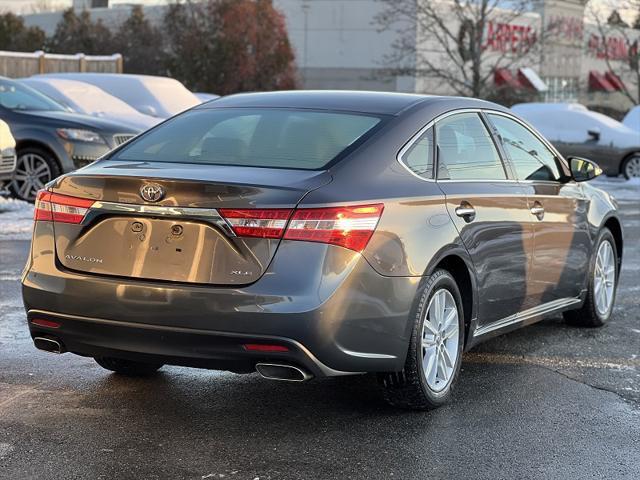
[31,318,61,329]
[34,190,95,224]
[219,209,292,239]
[243,343,290,352]
[220,204,384,252]
[284,204,384,252]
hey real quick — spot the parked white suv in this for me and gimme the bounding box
[0,119,17,191]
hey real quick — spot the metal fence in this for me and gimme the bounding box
[0,50,123,78]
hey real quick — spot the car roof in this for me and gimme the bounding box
[198,90,504,116]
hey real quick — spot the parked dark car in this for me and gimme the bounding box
[22,91,622,410]
[0,76,139,201]
[512,103,640,179]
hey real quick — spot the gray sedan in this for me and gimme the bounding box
[22,92,622,410]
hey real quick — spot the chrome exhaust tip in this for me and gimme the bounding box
[33,337,65,354]
[255,363,313,382]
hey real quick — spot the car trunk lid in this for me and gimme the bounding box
[48,160,331,285]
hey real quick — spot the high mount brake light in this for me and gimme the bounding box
[220,204,384,253]
[34,190,95,224]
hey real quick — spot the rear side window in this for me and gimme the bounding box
[488,114,562,181]
[401,127,434,179]
[436,113,506,180]
[111,108,382,170]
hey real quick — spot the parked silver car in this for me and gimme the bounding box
[0,119,17,189]
[512,103,640,179]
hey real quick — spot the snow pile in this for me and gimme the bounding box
[0,197,34,241]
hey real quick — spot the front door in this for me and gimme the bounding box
[487,113,591,305]
[435,112,535,326]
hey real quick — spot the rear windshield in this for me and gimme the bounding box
[111,108,382,170]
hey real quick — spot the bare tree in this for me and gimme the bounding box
[375,0,539,98]
[587,0,640,104]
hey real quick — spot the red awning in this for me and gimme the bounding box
[589,71,615,92]
[517,67,548,92]
[494,68,521,88]
[604,71,626,91]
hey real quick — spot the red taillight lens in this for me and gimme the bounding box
[34,190,95,224]
[220,204,384,253]
[219,208,292,238]
[243,343,289,352]
[31,318,61,329]
[284,204,384,252]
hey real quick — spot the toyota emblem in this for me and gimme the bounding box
[139,183,165,202]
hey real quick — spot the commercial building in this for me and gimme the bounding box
[20,0,639,111]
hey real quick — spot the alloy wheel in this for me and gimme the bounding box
[421,288,460,392]
[11,153,52,201]
[624,155,640,179]
[594,240,616,316]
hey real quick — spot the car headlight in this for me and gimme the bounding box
[56,128,106,144]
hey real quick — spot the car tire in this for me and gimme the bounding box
[564,228,618,328]
[10,146,61,202]
[94,357,163,377]
[378,269,464,410]
[622,153,640,179]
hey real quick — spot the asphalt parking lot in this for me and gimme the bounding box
[1,179,639,479]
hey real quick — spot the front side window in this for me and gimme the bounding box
[111,108,382,170]
[488,114,562,181]
[435,113,506,180]
[401,127,434,179]
[0,80,65,112]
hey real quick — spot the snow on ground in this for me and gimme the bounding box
[0,197,34,241]
[593,176,640,203]
[0,177,636,242]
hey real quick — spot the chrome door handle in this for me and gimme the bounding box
[455,204,476,221]
[530,204,545,218]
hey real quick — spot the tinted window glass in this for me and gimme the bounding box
[0,80,65,112]
[402,127,434,178]
[112,108,382,170]
[436,113,506,180]
[489,114,561,181]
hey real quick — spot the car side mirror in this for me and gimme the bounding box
[569,157,602,182]
[587,127,601,141]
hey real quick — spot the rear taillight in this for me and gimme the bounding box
[34,190,95,224]
[284,204,384,252]
[220,204,383,253]
[218,209,292,239]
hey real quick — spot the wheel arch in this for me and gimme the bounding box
[425,248,477,349]
[620,151,640,176]
[602,215,623,279]
[15,139,63,174]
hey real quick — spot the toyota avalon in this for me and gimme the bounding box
[22,91,622,409]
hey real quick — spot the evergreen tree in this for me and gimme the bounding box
[48,8,114,55]
[113,6,164,75]
[0,13,46,51]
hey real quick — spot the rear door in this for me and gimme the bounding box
[486,112,591,305]
[435,111,535,326]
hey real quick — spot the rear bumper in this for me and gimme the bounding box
[23,225,419,375]
[26,309,349,377]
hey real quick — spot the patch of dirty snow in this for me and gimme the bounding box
[592,177,640,202]
[0,197,33,240]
